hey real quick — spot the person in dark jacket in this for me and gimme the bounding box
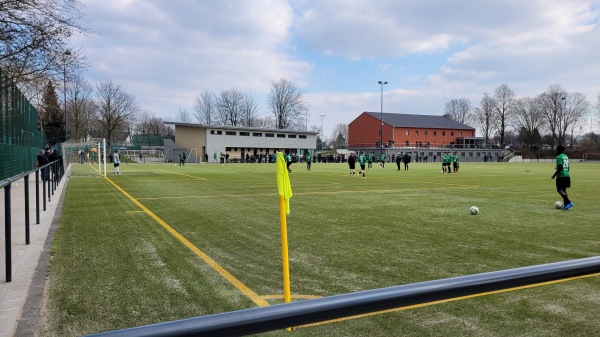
[49,149,60,181]
[36,150,49,181]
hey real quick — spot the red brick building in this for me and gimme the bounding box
[348,112,478,148]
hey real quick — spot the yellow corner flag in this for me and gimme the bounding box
[276,152,293,214]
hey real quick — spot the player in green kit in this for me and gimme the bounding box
[358,151,367,178]
[367,152,374,169]
[285,152,293,173]
[551,145,573,210]
[379,152,386,168]
[441,151,448,173]
[445,151,452,173]
[305,152,312,171]
[452,151,460,173]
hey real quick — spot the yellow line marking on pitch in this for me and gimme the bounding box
[296,272,600,329]
[102,175,269,307]
[261,295,323,300]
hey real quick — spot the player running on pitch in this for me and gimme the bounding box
[358,151,367,178]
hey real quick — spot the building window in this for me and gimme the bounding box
[253,133,262,137]
[211,130,223,135]
[288,134,297,138]
[405,130,409,136]
[226,131,236,136]
[459,132,463,136]
[451,131,454,136]
[442,131,446,136]
[299,135,307,139]
[265,133,274,137]
[433,131,437,136]
[226,147,231,151]
[277,134,286,138]
[424,130,428,136]
[239,131,250,136]
[415,130,419,136]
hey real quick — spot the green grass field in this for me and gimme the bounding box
[39,160,600,336]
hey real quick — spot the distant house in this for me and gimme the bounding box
[166,122,318,162]
[348,112,481,148]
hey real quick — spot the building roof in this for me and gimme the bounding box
[362,112,475,130]
[165,122,320,135]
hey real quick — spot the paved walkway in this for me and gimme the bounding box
[0,166,69,337]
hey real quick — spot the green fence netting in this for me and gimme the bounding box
[0,69,46,181]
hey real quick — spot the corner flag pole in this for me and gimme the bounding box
[279,196,291,305]
[276,152,292,307]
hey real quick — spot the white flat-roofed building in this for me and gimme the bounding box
[166,122,318,163]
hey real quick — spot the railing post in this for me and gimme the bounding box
[24,174,30,245]
[4,183,12,282]
[47,167,52,202]
[43,171,47,211]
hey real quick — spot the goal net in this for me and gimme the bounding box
[123,149,165,163]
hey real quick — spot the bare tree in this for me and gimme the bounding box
[596,91,600,120]
[252,117,276,129]
[562,92,590,146]
[330,123,348,148]
[0,0,87,86]
[193,90,216,124]
[134,111,170,135]
[267,79,308,129]
[216,88,245,126]
[95,79,139,148]
[240,92,259,127]
[538,84,567,148]
[492,84,516,147]
[444,98,472,124]
[176,107,193,123]
[473,93,496,145]
[512,96,545,148]
[67,73,95,141]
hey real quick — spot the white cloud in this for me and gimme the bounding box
[70,0,600,138]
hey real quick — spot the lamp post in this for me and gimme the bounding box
[378,81,388,154]
[319,114,325,151]
[63,50,71,146]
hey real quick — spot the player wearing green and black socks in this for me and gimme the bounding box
[358,151,367,177]
[367,152,374,169]
[452,151,460,173]
[285,153,293,173]
[379,152,386,168]
[305,152,312,171]
[551,145,573,210]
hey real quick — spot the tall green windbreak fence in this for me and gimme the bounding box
[0,68,46,181]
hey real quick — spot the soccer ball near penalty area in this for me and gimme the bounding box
[555,201,564,209]
[470,206,479,215]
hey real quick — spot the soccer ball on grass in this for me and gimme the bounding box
[554,201,564,209]
[470,206,479,215]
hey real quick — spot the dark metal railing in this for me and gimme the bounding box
[87,256,600,337]
[1,159,65,282]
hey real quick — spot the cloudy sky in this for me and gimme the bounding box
[70,0,600,139]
